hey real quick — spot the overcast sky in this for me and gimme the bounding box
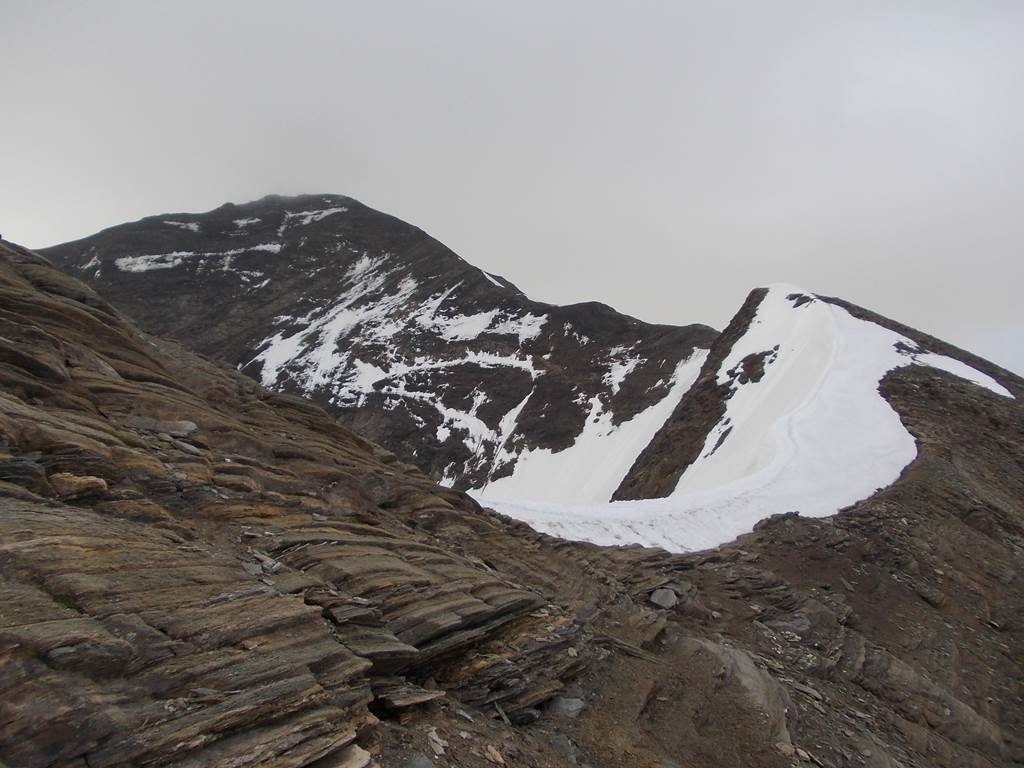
[4,1,1022,373]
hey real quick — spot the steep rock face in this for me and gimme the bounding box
[41,195,715,494]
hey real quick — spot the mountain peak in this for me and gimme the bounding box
[41,198,716,493]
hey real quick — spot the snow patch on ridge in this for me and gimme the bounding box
[479,285,1013,553]
[905,349,1010,397]
[480,269,505,287]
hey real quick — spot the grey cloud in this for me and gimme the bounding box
[2,0,1022,372]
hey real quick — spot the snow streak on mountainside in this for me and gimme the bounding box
[42,194,717,490]
[478,285,1015,552]
[478,349,709,503]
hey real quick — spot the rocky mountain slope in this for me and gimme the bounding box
[4,235,1024,767]
[42,195,715,498]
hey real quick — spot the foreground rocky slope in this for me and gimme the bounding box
[0,239,597,766]
[42,196,715,496]
[4,236,1023,768]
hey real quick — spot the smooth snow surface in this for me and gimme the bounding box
[478,285,1013,553]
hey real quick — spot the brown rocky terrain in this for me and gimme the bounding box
[2,237,1023,768]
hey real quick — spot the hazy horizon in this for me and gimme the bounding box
[4,1,1022,373]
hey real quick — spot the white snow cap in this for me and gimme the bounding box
[478,284,1013,553]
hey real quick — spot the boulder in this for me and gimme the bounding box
[546,696,586,719]
[650,587,679,609]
